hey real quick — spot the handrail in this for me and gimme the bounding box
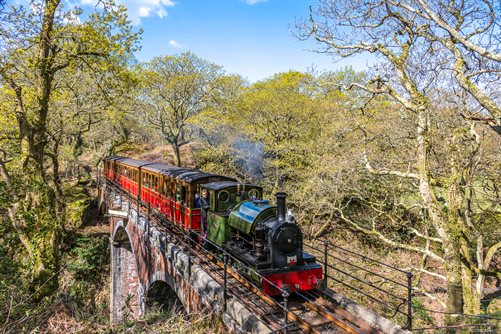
[304,239,413,329]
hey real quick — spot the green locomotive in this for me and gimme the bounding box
[202,181,324,296]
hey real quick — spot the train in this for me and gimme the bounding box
[103,156,324,296]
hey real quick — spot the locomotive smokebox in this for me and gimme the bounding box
[276,192,287,225]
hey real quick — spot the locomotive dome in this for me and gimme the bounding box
[228,200,277,235]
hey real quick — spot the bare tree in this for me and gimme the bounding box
[393,0,501,130]
[297,0,501,323]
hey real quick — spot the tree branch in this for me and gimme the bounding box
[415,0,501,62]
[332,207,445,262]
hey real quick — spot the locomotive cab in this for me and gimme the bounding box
[201,181,262,246]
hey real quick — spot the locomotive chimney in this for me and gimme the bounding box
[276,192,286,225]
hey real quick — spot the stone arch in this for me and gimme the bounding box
[98,200,107,217]
[144,272,183,314]
[111,222,142,322]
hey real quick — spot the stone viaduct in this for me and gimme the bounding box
[99,181,409,334]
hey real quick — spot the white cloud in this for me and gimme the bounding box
[244,0,268,4]
[169,39,184,49]
[77,0,175,25]
[138,6,151,17]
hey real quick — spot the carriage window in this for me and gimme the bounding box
[194,192,201,208]
[176,185,186,204]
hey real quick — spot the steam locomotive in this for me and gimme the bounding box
[103,156,324,296]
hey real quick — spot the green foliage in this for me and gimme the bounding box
[113,311,224,334]
[64,183,94,229]
[136,52,229,166]
[67,235,109,280]
[0,0,141,299]
[412,298,434,325]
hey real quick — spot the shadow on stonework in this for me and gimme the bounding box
[145,280,184,316]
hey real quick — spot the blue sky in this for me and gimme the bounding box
[127,0,372,82]
[11,0,373,82]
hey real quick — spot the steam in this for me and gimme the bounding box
[232,136,264,183]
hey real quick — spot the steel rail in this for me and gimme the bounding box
[304,290,386,334]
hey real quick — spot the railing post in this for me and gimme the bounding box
[283,291,289,334]
[324,240,328,283]
[148,202,151,221]
[406,272,413,330]
[187,234,191,280]
[137,197,139,224]
[223,253,228,312]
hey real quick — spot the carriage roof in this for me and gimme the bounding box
[201,181,260,191]
[117,158,153,168]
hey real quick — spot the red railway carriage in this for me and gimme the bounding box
[139,164,235,229]
[103,155,122,180]
[118,158,152,197]
[103,156,233,231]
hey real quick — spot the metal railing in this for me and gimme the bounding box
[304,240,413,330]
[101,174,501,333]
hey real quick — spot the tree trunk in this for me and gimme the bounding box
[443,241,464,322]
[415,106,465,324]
[172,143,181,166]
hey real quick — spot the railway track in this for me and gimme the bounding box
[162,226,383,334]
[111,184,384,334]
